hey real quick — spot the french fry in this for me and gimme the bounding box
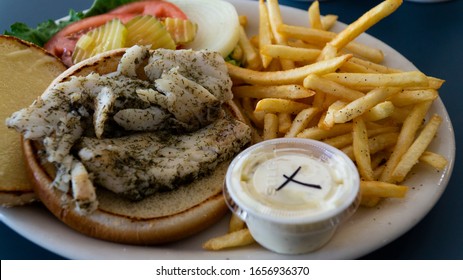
[323,133,353,149]
[241,97,262,128]
[229,214,246,233]
[285,107,320,137]
[360,181,408,198]
[419,151,448,171]
[261,44,321,62]
[390,114,442,182]
[278,113,292,134]
[321,14,338,30]
[297,123,353,140]
[278,24,384,63]
[238,25,262,70]
[388,89,438,107]
[263,112,279,139]
[303,74,365,101]
[318,0,402,60]
[233,84,315,99]
[342,132,399,160]
[333,87,400,124]
[267,0,295,70]
[226,53,352,86]
[360,196,382,207]
[353,117,374,181]
[363,101,395,121]
[427,76,445,90]
[255,98,309,114]
[348,56,401,74]
[203,228,256,251]
[308,1,323,30]
[323,126,399,149]
[323,71,429,88]
[379,100,433,183]
[339,60,380,74]
[319,100,347,129]
[258,0,274,68]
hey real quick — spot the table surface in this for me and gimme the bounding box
[0,0,462,260]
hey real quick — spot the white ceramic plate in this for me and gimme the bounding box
[0,0,455,259]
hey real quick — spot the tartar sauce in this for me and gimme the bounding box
[225,138,360,254]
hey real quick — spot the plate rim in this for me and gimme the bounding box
[0,0,456,260]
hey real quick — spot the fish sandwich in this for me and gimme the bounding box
[7,45,251,245]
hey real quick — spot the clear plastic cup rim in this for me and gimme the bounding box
[224,138,361,225]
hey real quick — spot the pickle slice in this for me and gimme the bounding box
[125,15,176,50]
[163,18,198,45]
[73,19,127,64]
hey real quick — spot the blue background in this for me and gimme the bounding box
[0,0,462,259]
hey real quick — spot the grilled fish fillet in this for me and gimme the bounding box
[77,116,250,200]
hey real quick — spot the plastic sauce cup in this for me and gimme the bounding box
[224,138,360,254]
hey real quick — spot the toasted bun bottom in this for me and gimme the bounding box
[24,139,229,245]
[20,48,242,245]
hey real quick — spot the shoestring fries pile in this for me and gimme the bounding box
[203,0,448,251]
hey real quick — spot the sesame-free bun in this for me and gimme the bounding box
[0,35,66,207]
[22,48,245,245]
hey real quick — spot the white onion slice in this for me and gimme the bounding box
[168,0,240,57]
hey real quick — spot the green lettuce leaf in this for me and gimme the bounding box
[84,0,139,17]
[4,10,85,46]
[3,0,140,47]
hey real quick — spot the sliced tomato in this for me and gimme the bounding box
[109,0,187,20]
[44,0,187,67]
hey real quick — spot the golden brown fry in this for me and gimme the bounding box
[321,14,338,30]
[318,0,402,60]
[333,87,400,124]
[239,15,248,27]
[278,113,292,134]
[348,56,401,73]
[261,44,321,62]
[360,181,408,198]
[363,101,395,121]
[353,117,374,181]
[379,100,432,183]
[339,60,380,73]
[390,114,442,182]
[258,0,274,68]
[427,76,445,90]
[229,214,246,233]
[238,25,262,70]
[233,84,316,99]
[323,126,399,149]
[319,100,347,130]
[323,133,353,149]
[255,98,309,114]
[360,196,382,207]
[297,123,353,140]
[342,132,399,160]
[285,107,320,137]
[267,0,295,70]
[263,112,279,140]
[226,54,352,86]
[308,1,323,30]
[203,228,256,251]
[419,151,448,171]
[388,89,438,107]
[323,71,429,88]
[303,74,365,101]
[278,24,384,63]
[241,97,260,127]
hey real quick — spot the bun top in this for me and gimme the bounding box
[0,35,66,206]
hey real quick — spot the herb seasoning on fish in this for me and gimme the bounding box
[6,45,251,214]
